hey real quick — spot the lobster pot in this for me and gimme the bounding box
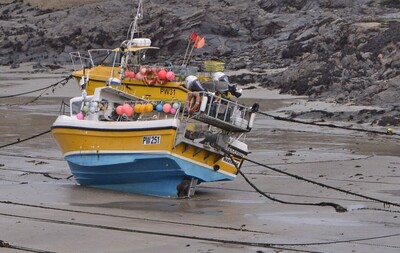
[204,61,225,72]
[172,66,199,81]
[233,116,249,128]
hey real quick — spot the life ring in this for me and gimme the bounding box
[185,92,201,114]
[143,68,157,85]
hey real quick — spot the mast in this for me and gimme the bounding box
[127,0,144,41]
[117,0,148,81]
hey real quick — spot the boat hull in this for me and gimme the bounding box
[51,116,237,197]
[65,152,233,197]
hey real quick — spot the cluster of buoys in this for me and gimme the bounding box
[155,102,180,115]
[157,69,175,81]
[76,101,99,120]
[124,67,175,85]
[76,100,180,120]
[115,102,155,116]
[116,103,134,117]
[133,103,154,114]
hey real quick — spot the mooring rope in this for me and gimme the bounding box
[225,152,347,212]
[0,75,72,99]
[224,150,400,212]
[0,130,51,149]
[257,111,399,136]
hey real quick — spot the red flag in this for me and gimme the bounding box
[190,32,199,41]
[194,37,205,49]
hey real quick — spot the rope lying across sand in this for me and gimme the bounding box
[0,75,72,106]
[257,111,400,136]
[0,75,72,99]
[0,130,51,149]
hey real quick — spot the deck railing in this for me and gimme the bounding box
[182,92,255,132]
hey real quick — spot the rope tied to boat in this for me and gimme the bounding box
[0,75,73,101]
[0,130,51,149]
[223,149,400,212]
[257,111,400,137]
[223,151,347,212]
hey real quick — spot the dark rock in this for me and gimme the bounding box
[377,116,400,126]
[0,0,399,110]
[10,63,20,69]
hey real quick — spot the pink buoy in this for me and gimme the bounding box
[166,71,175,81]
[125,71,135,79]
[135,72,144,80]
[158,69,167,80]
[125,107,134,117]
[162,103,171,113]
[116,105,124,115]
[170,108,177,115]
[122,103,134,117]
[76,112,84,120]
[140,67,147,75]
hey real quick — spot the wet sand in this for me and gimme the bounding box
[1,64,400,252]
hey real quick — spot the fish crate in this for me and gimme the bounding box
[171,66,199,81]
[204,61,225,72]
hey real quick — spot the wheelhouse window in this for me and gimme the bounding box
[101,51,122,67]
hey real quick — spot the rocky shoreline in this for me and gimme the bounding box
[1,0,399,126]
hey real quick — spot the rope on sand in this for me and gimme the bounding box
[0,75,73,106]
[0,130,51,149]
[257,111,400,136]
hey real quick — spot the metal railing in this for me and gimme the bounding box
[182,92,253,132]
[69,49,112,71]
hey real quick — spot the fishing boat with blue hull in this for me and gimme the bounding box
[51,86,257,197]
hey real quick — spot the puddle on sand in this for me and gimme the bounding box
[249,125,400,156]
[239,97,296,112]
[245,212,364,226]
[0,107,57,148]
[347,204,366,211]
[379,190,400,197]
[219,199,267,204]
[74,200,226,216]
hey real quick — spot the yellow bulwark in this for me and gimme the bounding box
[51,127,175,155]
[73,67,190,102]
